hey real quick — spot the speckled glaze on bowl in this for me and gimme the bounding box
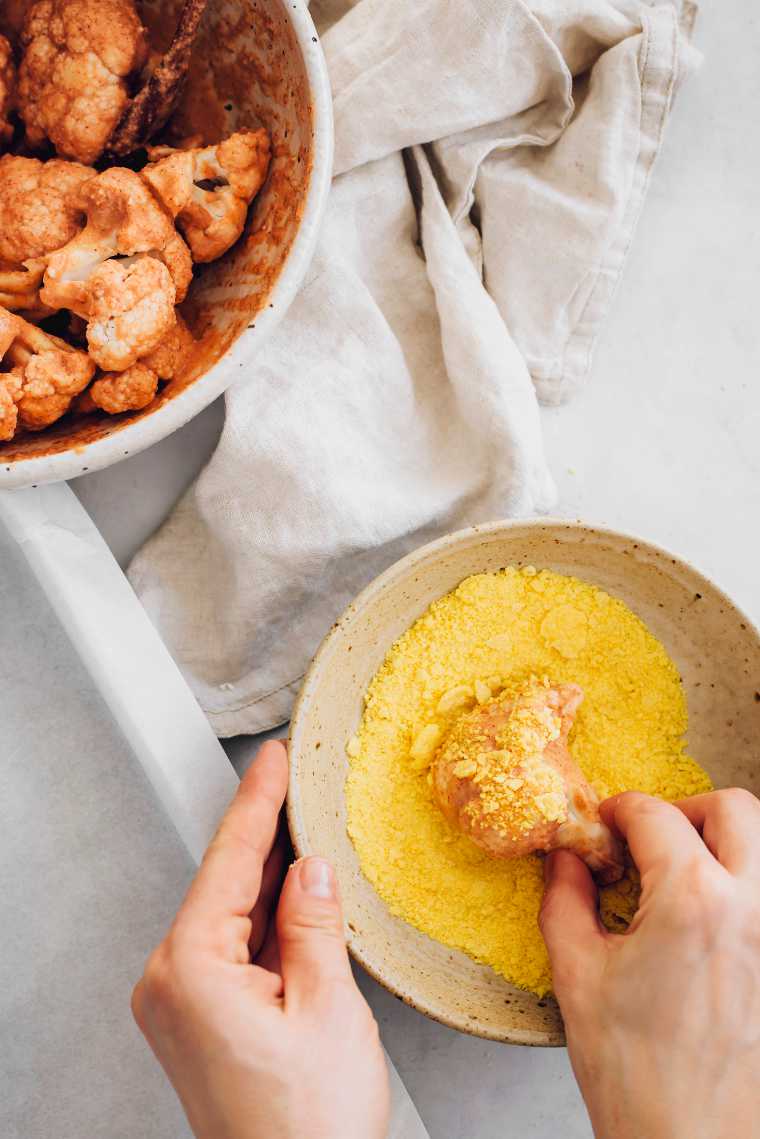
[288,520,760,1045]
[0,0,332,488]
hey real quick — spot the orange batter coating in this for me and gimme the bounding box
[16,0,148,164]
[0,304,94,437]
[144,128,271,262]
[432,679,625,884]
[88,361,158,413]
[41,166,192,315]
[0,154,94,266]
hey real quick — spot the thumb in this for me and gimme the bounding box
[276,856,353,1010]
[539,851,607,997]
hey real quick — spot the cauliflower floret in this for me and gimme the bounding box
[13,343,92,428]
[0,260,48,315]
[77,309,195,417]
[17,0,148,164]
[141,311,194,379]
[41,165,192,314]
[88,361,158,414]
[0,152,94,315]
[86,256,177,372]
[0,303,95,436]
[0,155,94,265]
[144,128,271,263]
[77,311,194,416]
[0,34,15,147]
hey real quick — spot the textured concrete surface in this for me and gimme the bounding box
[2,4,758,1135]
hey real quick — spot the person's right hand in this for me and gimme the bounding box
[540,788,760,1139]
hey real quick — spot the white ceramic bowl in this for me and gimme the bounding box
[288,519,760,1044]
[0,0,332,488]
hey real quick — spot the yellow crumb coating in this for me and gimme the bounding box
[345,567,713,996]
[439,680,569,838]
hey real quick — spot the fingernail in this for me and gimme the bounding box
[299,857,334,899]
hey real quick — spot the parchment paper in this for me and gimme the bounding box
[0,482,429,1139]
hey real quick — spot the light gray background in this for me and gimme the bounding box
[2,5,758,1136]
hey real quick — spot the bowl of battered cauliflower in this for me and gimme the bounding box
[0,0,332,485]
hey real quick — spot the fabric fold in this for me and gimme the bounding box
[129,0,699,735]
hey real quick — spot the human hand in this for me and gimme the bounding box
[540,789,760,1139]
[132,740,389,1139]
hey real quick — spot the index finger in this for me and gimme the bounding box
[674,788,760,875]
[600,792,708,878]
[177,739,289,931]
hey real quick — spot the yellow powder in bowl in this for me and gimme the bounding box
[345,567,712,997]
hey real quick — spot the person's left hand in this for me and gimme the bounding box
[132,739,389,1139]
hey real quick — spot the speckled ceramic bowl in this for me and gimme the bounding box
[0,0,332,488]
[288,519,760,1045]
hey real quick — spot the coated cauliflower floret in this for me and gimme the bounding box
[76,312,194,417]
[0,154,94,265]
[144,128,271,262]
[0,152,94,314]
[141,311,194,379]
[17,0,148,164]
[88,361,158,414]
[86,256,177,372]
[0,303,95,436]
[432,680,624,884]
[0,261,47,316]
[0,34,15,147]
[41,165,192,314]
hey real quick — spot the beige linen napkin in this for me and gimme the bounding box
[129,0,698,736]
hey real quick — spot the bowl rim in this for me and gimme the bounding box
[0,0,334,490]
[288,516,760,1044]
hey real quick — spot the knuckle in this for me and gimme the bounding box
[130,980,147,1030]
[621,791,659,817]
[285,904,344,939]
[717,787,758,812]
[672,858,730,928]
[163,935,198,991]
[617,789,647,805]
[140,936,193,1013]
[681,854,717,895]
[141,946,173,1004]
[208,823,266,872]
